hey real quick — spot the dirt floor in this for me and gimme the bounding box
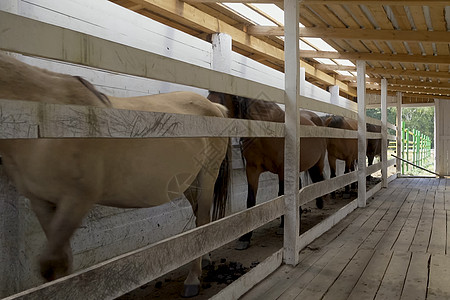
[117,177,382,300]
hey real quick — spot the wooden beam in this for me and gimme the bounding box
[127,0,356,96]
[315,64,356,72]
[349,79,450,89]
[302,0,449,4]
[338,68,450,80]
[247,26,450,44]
[301,50,450,64]
[185,0,282,2]
[365,84,450,95]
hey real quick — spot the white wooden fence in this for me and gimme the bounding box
[0,1,397,299]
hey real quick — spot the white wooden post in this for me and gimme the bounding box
[396,91,402,175]
[329,85,340,105]
[283,0,300,266]
[211,32,233,216]
[357,60,367,207]
[212,33,232,74]
[299,67,306,96]
[381,78,388,187]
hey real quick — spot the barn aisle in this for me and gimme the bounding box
[242,177,450,300]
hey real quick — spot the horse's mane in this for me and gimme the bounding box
[233,96,284,122]
[325,115,346,128]
[367,123,381,133]
[74,76,110,105]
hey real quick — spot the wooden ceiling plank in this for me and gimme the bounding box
[390,5,412,30]
[361,40,381,53]
[390,41,409,54]
[407,42,423,55]
[429,6,447,31]
[436,43,450,57]
[306,4,347,28]
[325,4,361,28]
[421,42,435,56]
[346,39,371,52]
[366,4,394,30]
[299,6,330,27]
[408,5,428,30]
[345,5,374,29]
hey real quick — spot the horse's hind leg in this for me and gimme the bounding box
[31,197,92,281]
[183,169,217,297]
[236,166,261,250]
[309,162,325,209]
[328,155,338,199]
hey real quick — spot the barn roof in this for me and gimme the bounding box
[109,0,450,105]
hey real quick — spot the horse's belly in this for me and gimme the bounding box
[99,139,205,207]
[0,138,214,208]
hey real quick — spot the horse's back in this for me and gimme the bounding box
[110,91,227,118]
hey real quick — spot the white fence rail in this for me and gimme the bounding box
[0,4,398,299]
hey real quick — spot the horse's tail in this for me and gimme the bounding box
[212,139,231,221]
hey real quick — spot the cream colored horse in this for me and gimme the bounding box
[0,52,229,297]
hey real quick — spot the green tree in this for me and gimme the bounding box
[366,106,434,148]
[402,107,434,148]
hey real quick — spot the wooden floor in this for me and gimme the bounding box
[242,178,450,300]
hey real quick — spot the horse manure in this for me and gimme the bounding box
[204,260,249,284]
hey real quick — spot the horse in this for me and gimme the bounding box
[207,92,327,250]
[324,116,384,195]
[0,52,230,298]
[367,123,382,164]
[323,115,358,197]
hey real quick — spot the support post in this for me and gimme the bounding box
[357,60,366,207]
[211,33,232,74]
[396,92,402,175]
[381,78,388,187]
[329,85,339,105]
[283,0,300,266]
[211,32,232,215]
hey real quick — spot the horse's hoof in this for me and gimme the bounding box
[316,198,324,209]
[181,284,200,298]
[235,240,250,250]
[276,227,284,235]
[202,254,211,268]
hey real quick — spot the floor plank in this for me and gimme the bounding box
[347,251,393,300]
[400,252,430,300]
[243,178,450,300]
[428,254,450,299]
[374,251,411,300]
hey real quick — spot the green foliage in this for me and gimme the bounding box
[366,106,435,147]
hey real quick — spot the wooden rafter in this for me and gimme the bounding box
[302,50,450,64]
[246,26,450,44]
[301,0,449,4]
[125,0,356,95]
[335,68,450,80]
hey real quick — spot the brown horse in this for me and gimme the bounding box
[0,52,230,297]
[324,116,384,195]
[208,92,327,250]
[367,123,382,166]
[323,115,358,196]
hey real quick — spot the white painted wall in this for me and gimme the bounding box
[0,0,350,296]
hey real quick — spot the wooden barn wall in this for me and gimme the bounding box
[1,0,352,296]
